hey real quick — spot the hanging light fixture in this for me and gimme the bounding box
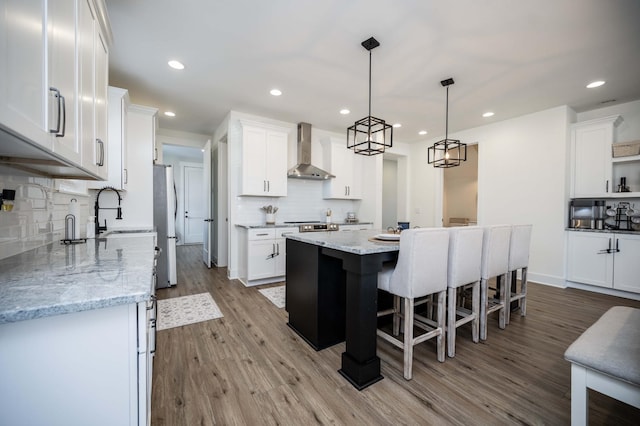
[427,78,467,168]
[347,37,393,156]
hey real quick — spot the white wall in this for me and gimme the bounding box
[410,105,572,286]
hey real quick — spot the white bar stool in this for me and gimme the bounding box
[480,225,511,341]
[506,224,532,324]
[446,226,483,357]
[377,228,450,380]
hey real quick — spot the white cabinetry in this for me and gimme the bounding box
[0,0,110,180]
[567,231,640,293]
[242,227,297,286]
[47,0,80,163]
[0,0,49,150]
[0,301,154,426]
[239,121,289,197]
[88,87,130,190]
[570,116,622,198]
[322,137,362,199]
[79,0,108,179]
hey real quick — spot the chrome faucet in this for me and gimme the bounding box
[95,186,123,235]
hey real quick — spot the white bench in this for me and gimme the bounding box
[564,306,640,425]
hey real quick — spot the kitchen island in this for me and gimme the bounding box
[285,229,399,390]
[0,232,156,426]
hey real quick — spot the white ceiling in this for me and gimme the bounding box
[105,0,640,143]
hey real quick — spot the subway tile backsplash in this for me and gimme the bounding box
[0,174,90,260]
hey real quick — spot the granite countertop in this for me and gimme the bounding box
[286,229,399,255]
[566,228,639,234]
[236,221,373,229]
[0,233,156,324]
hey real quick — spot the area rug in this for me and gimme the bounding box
[258,285,285,309]
[157,292,223,330]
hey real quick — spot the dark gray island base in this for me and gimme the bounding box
[285,231,399,390]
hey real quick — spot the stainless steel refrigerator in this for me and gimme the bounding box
[153,164,177,288]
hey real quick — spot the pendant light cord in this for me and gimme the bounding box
[368,49,372,122]
[445,85,449,140]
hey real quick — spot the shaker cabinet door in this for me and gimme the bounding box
[612,234,640,293]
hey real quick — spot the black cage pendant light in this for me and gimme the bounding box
[427,78,467,168]
[347,37,392,156]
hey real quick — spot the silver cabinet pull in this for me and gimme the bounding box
[606,180,609,193]
[49,87,65,137]
[96,139,105,166]
[123,168,128,184]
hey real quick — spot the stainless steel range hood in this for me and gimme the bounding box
[287,122,335,180]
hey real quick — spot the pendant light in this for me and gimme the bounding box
[427,78,467,168]
[347,37,392,156]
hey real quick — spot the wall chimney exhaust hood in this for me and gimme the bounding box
[287,122,335,180]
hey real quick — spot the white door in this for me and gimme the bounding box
[202,140,213,267]
[183,164,204,244]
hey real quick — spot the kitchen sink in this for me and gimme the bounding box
[102,229,155,238]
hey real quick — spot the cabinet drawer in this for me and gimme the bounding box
[248,229,276,240]
[277,227,298,238]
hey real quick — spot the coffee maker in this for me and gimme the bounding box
[569,199,605,230]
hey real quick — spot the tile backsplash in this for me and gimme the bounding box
[0,174,90,260]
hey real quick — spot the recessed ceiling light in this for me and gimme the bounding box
[340,109,350,115]
[167,60,184,70]
[270,89,282,96]
[586,80,605,89]
[482,112,495,118]
[418,130,428,135]
[164,111,176,117]
[392,123,402,128]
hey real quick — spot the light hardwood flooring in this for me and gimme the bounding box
[151,245,640,425]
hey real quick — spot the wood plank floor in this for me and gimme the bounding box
[151,245,640,425]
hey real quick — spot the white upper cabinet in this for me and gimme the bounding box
[0,0,111,180]
[47,0,80,164]
[88,87,130,190]
[322,137,362,199]
[79,0,108,179]
[570,115,622,198]
[0,0,49,149]
[240,121,288,197]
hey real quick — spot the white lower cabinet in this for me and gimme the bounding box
[0,301,154,426]
[339,223,373,231]
[567,231,640,293]
[242,227,297,286]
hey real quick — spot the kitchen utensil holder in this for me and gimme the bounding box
[266,213,275,224]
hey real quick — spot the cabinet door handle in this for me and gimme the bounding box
[615,238,620,253]
[57,94,66,138]
[96,139,105,166]
[123,168,128,184]
[276,242,280,256]
[256,233,269,236]
[49,87,62,135]
[606,180,609,193]
[267,180,270,192]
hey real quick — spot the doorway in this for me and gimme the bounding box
[443,144,478,226]
[181,162,204,244]
[161,144,204,245]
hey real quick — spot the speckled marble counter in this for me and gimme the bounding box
[0,234,156,324]
[236,222,373,229]
[285,229,398,255]
[566,228,640,235]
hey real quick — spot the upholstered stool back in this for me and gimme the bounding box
[379,228,449,299]
[448,227,483,289]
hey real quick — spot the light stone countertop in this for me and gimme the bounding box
[236,222,373,229]
[0,234,156,324]
[285,229,399,255]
